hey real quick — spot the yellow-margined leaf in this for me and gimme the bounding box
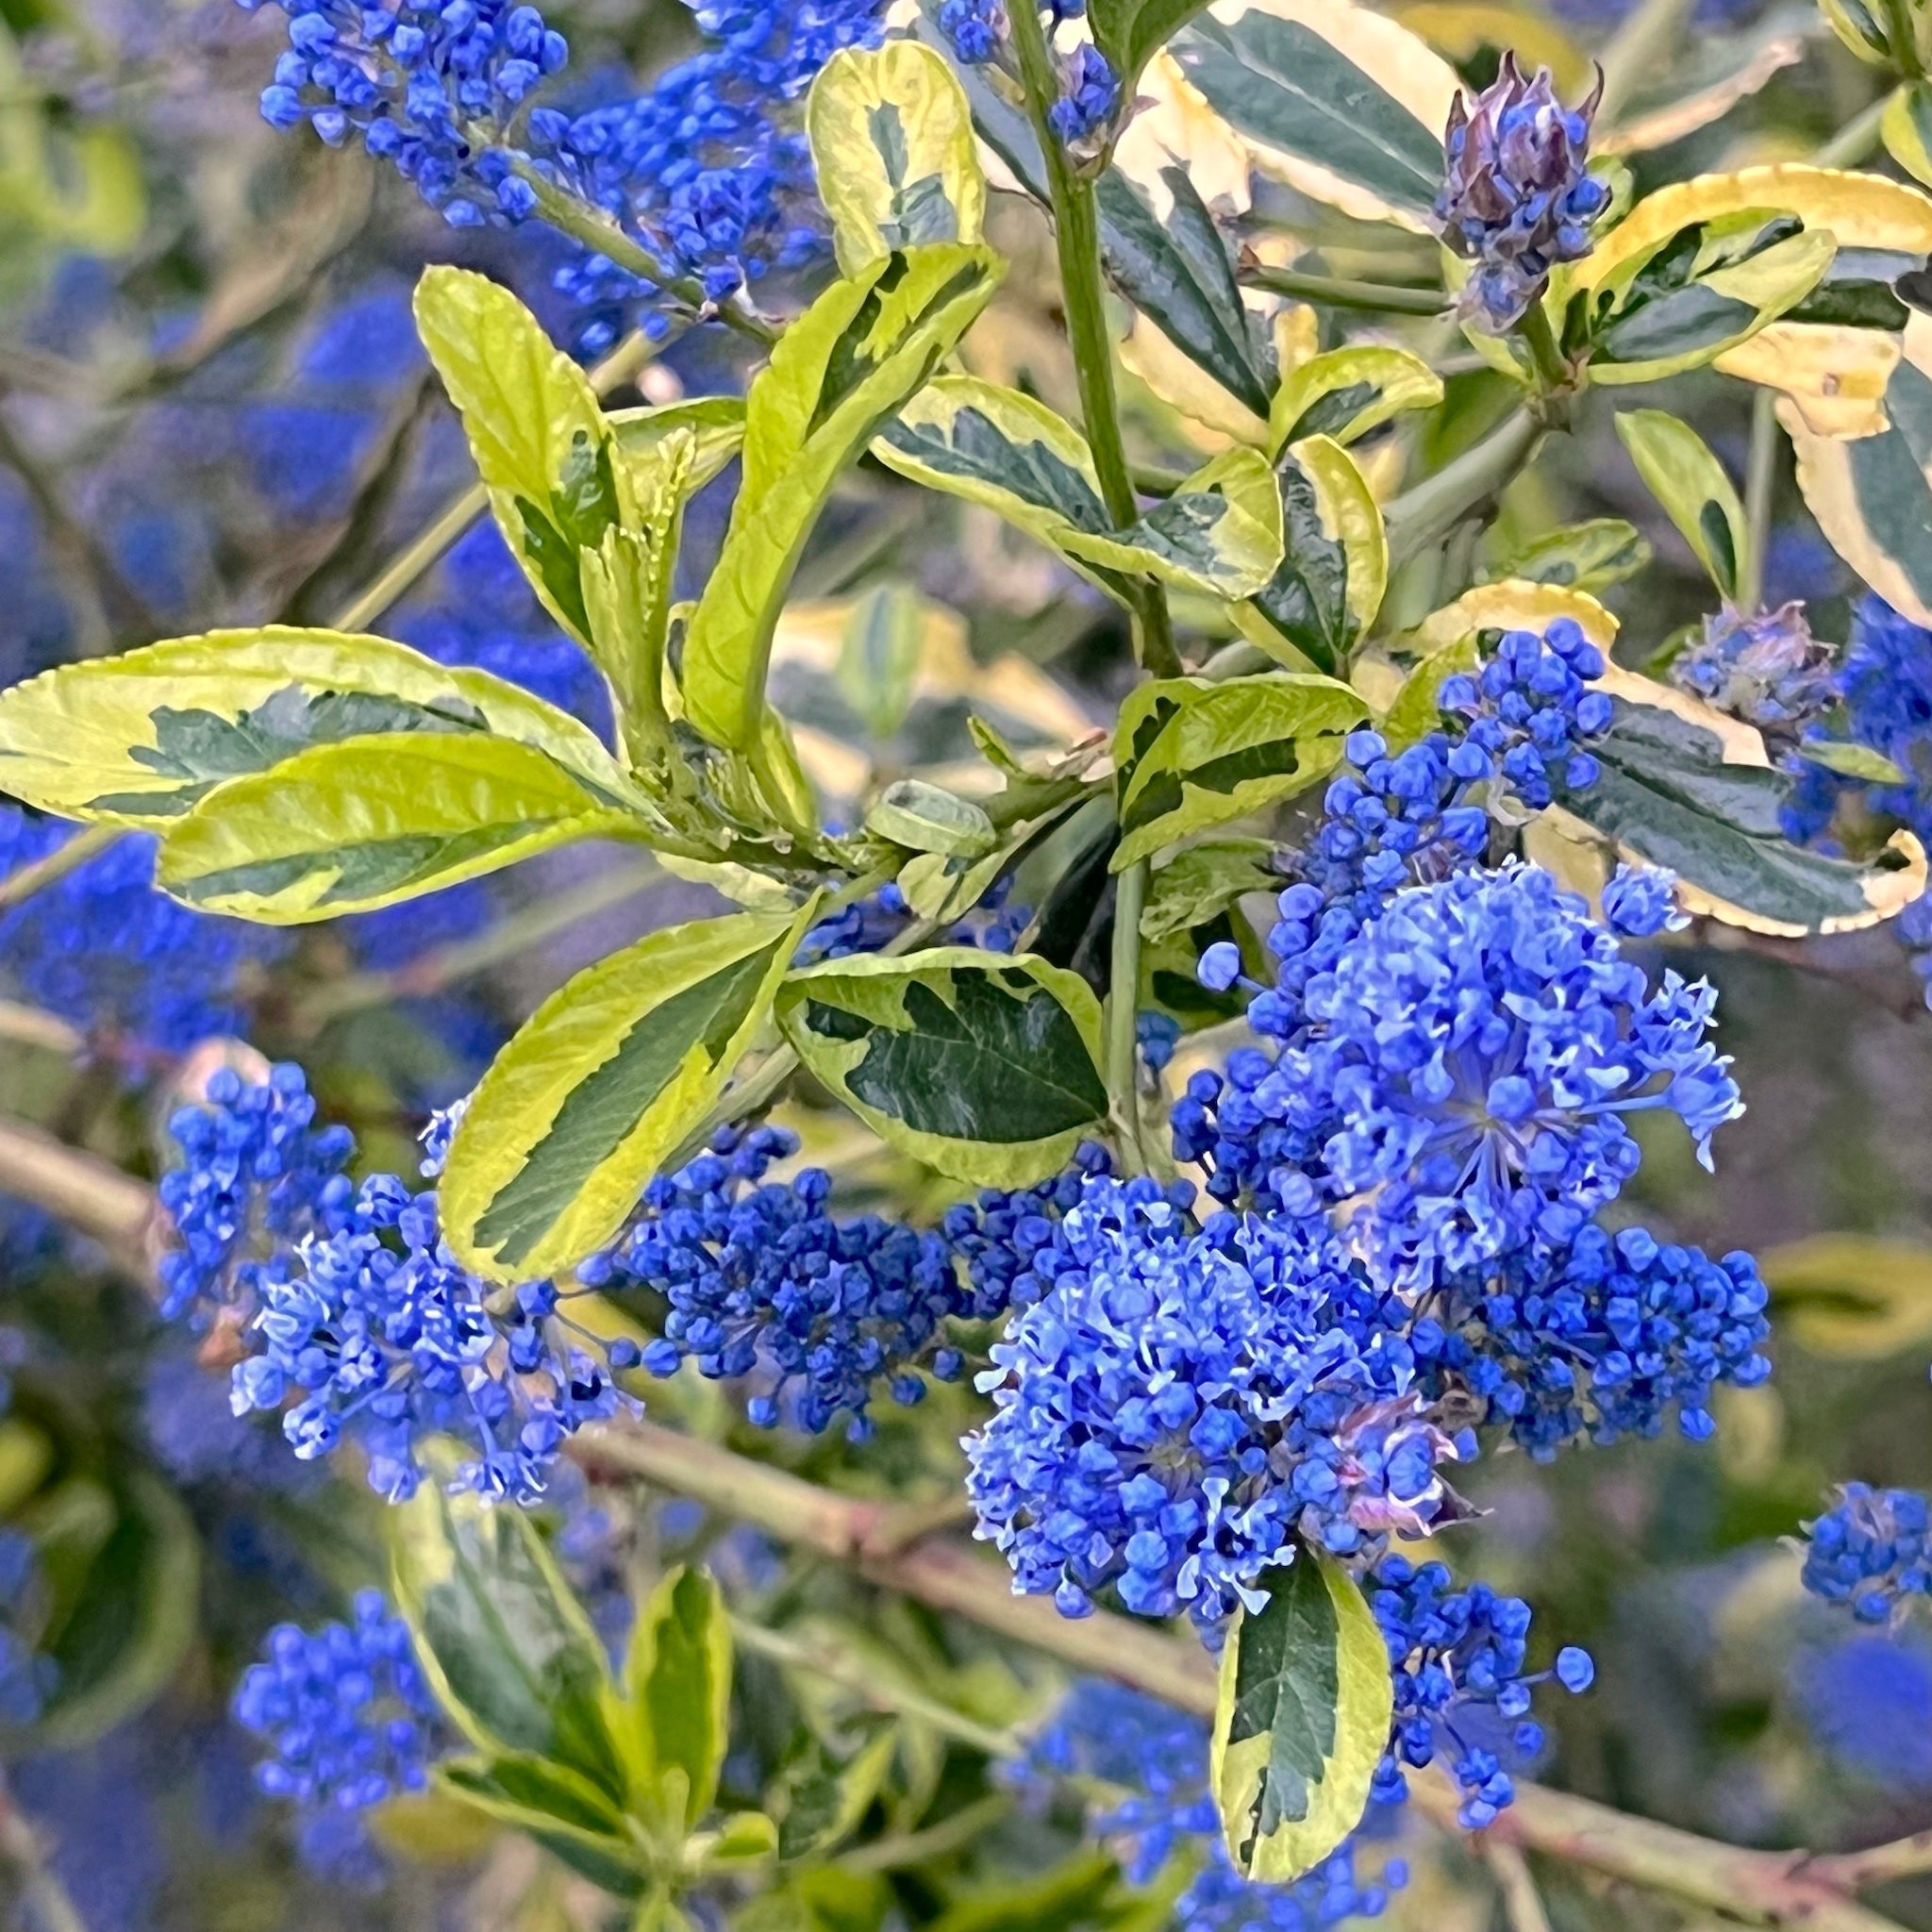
[682,242,1003,751]
[441,902,819,1280]
[776,949,1108,1188]
[807,41,985,275]
[1399,580,1620,658]
[155,732,635,922]
[627,1568,733,1833]
[1763,1236,1932,1357]
[1613,409,1748,602]
[1268,346,1442,453]
[1211,1550,1392,1884]
[0,627,638,827]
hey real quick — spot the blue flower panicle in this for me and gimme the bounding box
[1011,1680,1407,1932]
[232,1591,447,1874]
[1600,861,1687,940]
[240,0,569,225]
[1268,862,1740,1283]
[1436,55,1608,332]
[1415,1224,1771,1459]
[1802,1484,1932,1622]
[1367,1556,1591,1828]
[963,1178,1466,1628]
[1046,43,1121,156]
[585,1122,982,1439]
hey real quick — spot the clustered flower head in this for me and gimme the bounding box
[159,1067,628,1503]
[232,1590,446,1874]
[1415,1224,1771,1459]
[938,0,1121,156]
[1367,1556,1592,1828]
[1436,55,1609,332]
[240,0,570,225]
[0,808,284,1057]
[1802,1484,1932,1622]
[964,1178,1468,1627]
[584,1123,984,1438]
[795,874,1033,966]
[1786,592,1932,849]
[1011,1679,1408,1932]
[1671,603,1838,747]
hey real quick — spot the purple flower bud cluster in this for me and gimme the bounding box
[1413,1224,1771,1459]
[1671,602,1838,747]
[963,1178,1468,1628]
[1366,1556,1592,1828]
[1011,1679,1408,1932]
[0,808,286,1057]
[232,1590,447,1869]
[1436,55,1608,332]
[1802,1484,1932,1622]
[583,1123,981,1439]
[239,0,569,226]
[159,1065,629,1502]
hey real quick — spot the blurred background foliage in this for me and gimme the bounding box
[3,1,1932,1929]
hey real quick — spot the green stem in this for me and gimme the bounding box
[1740,385,1779,611]
[1107,858,1149,1174]
[0,824,120,915]
[840,1796,1015,1874]
[1516,302,1574,409]
[1383,408,1542,568]
[1816,92,1890,167]
[1236,265,1449,316]
[513,164,778,347]
[1005,1,1180,678]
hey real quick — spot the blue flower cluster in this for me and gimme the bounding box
[159,1065,627,1501]
[1671,603,1837,747]
[1436,56,1608,331]
[1414,1224,1771,1459]
[1600,861,1687,940]
[937,0,1120,154]
[1366,1556,1591,1828]
[1802,1485,1932,1622]
[232,1591,447,1868]
[158,1063,357,1325]
[1012,1679,1407,1932]
[1786,593,1932,848]
[1191,861,1739,1285]
[796,874,1034,966]
[584,1124,979,1439]
[240,0,569,225]
[0,1526,54,1725]
[0,809,285,1057]
[1795,1631,1932,1789]
[964,1178,1468,1627]
[541,0,889,343]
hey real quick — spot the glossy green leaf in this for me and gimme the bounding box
[874,376,1282,602]
[1580,215,1835,387]
[682,243,1003,751]
[777,949,1108,1187]
[440,1757,648,1897]
[1091,0,1214,79]
[1883,82,1932,189]
[1557,699,1920,931]
[1613,409,1748,602]
[865,778,998,857]
[1170,0,1457,231]
[414,266,637,646]
[391,1483,625,1800]
[1269,347,1441,452]
[628,1567,733,1832]
[32,1474,199,1750]
[1482,519,1653,594]
[1211,1549,1392,1884]
[441,903,817,1280]
[806,41,984,275]
[154,732,632,922]
[1113,673,1369,870]
[1233,439,1387,676]
[1142,838,1279,941]
[1096,165,1275,421]
[0,627,638,827]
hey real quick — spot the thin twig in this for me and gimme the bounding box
[1809,1829,1932,1891]
[0,828,121,916]
[0,1765,89,1932]
[0,1004,83,1058]
[1488,1840,1554,1932]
